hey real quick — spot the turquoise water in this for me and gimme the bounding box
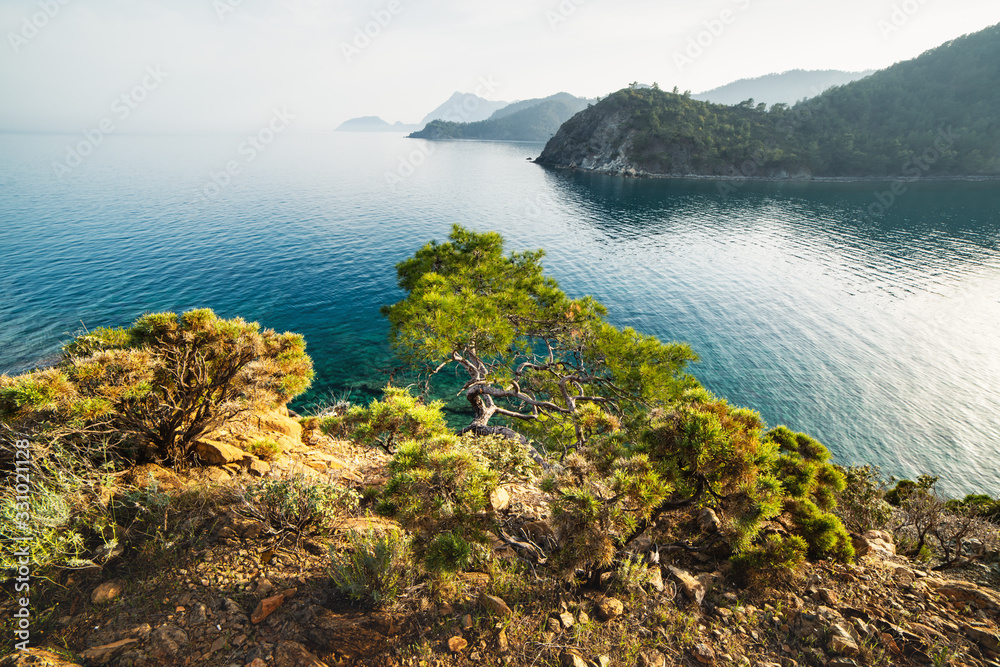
[2,132,999,496]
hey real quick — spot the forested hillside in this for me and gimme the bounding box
[537,25,1000,178]
[410,94,592,142]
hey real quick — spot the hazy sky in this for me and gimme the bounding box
[2,0,998,133]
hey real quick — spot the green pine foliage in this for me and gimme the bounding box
[320,385,448,453]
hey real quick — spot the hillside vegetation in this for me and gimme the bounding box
[537,24,1000,178]
[410,94,592,142]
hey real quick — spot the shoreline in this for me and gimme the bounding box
[532,161,1000,184]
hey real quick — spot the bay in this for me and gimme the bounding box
[1,132,998,496]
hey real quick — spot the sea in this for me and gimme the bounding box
[1,131,998,496]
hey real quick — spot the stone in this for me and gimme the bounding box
[669,567,706,605]
[461,614,473,630]
[697,508,722,533]
[251,593,286,624]
[91,580,125,604]
[258,410,303,442]
[480,591,514,617]
[560,651,588,667]
[827,623,859,656]
[547,617,562,633]
[638,649,666,667]
[79,639,138,665]
[246,456,271,477]
[692,643,715,664]
[194,439,247,465]
[596,597,624,620]
[497,627,509,652]
[818,588,839,606]
[149,624,189,659]
[964,624,1000,652]
[490,486,511,511]
[0,649,82,666]
[647,566,664,592]
[189,602,208,626]
[448,636,468,653]
[248,660,267,667]
[937,582,1000,614]
[559,611,576,628]
[273,640,327,667]
[255,577,274,597]
[305,605,393,659]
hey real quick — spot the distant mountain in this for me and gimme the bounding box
[420,92,509,125]
[336,116,421,133]
[409,93,593,142]
[537,24,1000,178]
[692,70,875,106]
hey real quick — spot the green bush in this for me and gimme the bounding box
[330,528,411,607]
[237,476,359,537]
[733,534,808,574]
[379,433,498,572]
[246,438,281,461]
[1,309,314,467]
[321,386,448,454]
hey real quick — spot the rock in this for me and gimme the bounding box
[448,636,468,653]
[480,591,514,617]
[638,649,666,667]
[251,593,286,624]
[828,623,860,656]
[560,651,588,667]
[937,582,1000,614]
[189,601,208,626]
[273,640,327,667]
[194,439,247,465]
[91,580,125,604]
[0,649,82,666]
[547,617,562,633]
[698,508,722,533]
[248,660,267,667]
[461,614,473,630]
[818,588,839,606]
[559,611,576,628]
[79,639,138,665]
[305,605,393,659]
[490,486,511,511]
[255,577,274,597]
[594,655,611,667]
[596,597,624,620]
[692,643,715,664]
[497,627,509,652]
[963,624,1000,652]
[669,567,706,605]
[647,566,664,592]
[245,456,271,476]
[149,624,189,660]
[258,410,303,442]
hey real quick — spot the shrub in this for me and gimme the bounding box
[246,438,281,461]
[379,433,498,572]
[321,386,448,454]
[733,534,808,575]
[834,465,893,533]
[237,476,359,538]
[330,528,411,607]
[1,309,314,467]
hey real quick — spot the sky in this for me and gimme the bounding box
[1,0,999,133]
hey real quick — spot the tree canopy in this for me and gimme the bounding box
[382,224,698,454]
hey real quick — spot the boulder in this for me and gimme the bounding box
[480,592,514,617]
[194,439,247,465]
[273,640,328,667]
[669,567,706,605]
[91,580,125,605]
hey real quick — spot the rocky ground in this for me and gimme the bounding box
[2,411,999,667]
